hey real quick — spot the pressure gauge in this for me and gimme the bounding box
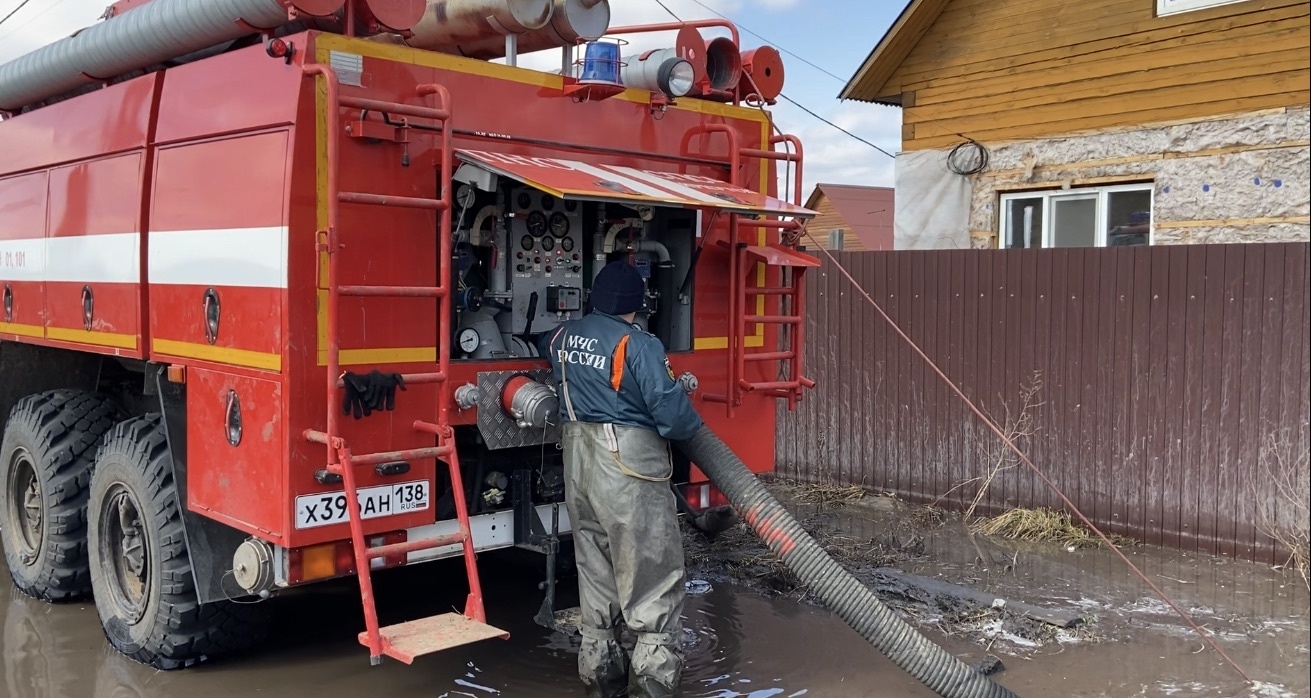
[540,194,555,211]
[520,234,535,251]
[516,192,532,210]
[458,328,480,354]
[560,236,574,252]
[455,184,475,209]
[549,212,570,238]
[526,211,547,237]
[563,199,578,213]
[540,236,555,251]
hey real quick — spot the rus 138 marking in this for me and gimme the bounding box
[294,480,430,529]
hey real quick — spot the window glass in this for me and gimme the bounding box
[1050,196,1097,248]
[1107,190,1152,247]
[1005,197,1044,249]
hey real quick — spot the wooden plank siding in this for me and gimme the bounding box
[775,243,1311,564]
[880,0,1311,150]
[801,191,873,251]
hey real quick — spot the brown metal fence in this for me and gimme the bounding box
[775,242,1310,563]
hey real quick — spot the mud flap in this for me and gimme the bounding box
[153,365,253,605]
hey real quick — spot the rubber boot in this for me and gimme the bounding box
[629,674,678,698]
[583,655,630,698]
[580,627,631,698]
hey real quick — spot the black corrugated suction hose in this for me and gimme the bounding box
[675,425,1020,698]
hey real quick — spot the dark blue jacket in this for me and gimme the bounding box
[538,312,704,441]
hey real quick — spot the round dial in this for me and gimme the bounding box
[560,236,574,252]
[540,236,555,251]
[519,234,535,251]
[516,192,532,210]
[458,328,480,353]
[525,211,547,237]
[563,199,579,213]
[549,212,570,238]
[455,184,475,209]
[540,194,555,211]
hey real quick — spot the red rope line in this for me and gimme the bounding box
[806,244,1253,684]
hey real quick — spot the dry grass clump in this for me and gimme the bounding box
[972,507,1135,549]
[1250,428,1309,590]
[791,483,867,506]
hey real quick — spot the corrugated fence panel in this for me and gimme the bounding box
[776,243,1311,564]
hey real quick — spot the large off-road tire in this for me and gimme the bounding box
[88,414,270,670]
[1,390,123,601]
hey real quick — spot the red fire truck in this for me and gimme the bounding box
[0,0,818,669]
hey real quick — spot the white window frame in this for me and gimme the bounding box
[998,182,1154,249]
[1157,0,1251,16]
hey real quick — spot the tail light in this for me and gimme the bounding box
[680,482,731,511]
[286,531,407,585]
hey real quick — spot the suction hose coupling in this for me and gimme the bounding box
[674,425,1020,698]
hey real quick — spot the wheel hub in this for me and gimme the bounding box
[5,447,42,566]
[104,486,150,622]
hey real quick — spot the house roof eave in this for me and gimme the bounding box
[839,0,951,103]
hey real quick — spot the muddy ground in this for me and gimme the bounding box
[680,480,1310,697]
[2,480,1308,697]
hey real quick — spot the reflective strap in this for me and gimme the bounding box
[579,624,618,642]
[603,422,620,452]
[556,329,579,422]
[634,630,678,646]
[609,334,630,391]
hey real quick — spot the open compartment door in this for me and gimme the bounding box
[452,149,819,219]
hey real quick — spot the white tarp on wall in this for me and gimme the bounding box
[894,149,972,250]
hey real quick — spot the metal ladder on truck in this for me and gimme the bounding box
[301,64,508,666]
[699,127,820,417]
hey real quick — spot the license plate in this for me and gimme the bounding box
[294,480,431,530]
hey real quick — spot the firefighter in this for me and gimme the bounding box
[540,259,704,698]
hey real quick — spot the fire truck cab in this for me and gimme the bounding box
[0,0,817,670]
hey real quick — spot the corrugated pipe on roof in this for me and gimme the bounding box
[0,0,344,113]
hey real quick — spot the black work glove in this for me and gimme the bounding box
[341,370,407,419]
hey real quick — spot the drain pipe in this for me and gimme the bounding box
[675,426,1021,698]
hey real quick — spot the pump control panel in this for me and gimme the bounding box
[509,187,585,334]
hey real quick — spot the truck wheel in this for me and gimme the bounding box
[1,390,123,601]
[88,414,270,670]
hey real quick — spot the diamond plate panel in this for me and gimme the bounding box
[476,369,562,450]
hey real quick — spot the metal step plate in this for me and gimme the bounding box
[362,613,510,664]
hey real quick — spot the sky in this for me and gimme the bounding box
[0,0,906,197]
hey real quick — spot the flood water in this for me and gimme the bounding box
[2,527,1308,697]
[1,549,940,698]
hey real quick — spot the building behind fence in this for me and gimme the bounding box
[775,243,1310,564]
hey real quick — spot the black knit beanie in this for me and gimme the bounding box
[590,260,645,315]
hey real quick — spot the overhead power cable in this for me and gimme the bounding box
[685,0,847,83]
[643,0,897,159]
[777,93,896,160]
[652,0,682,22]
[0,0,72,46]
[0,0,35,29]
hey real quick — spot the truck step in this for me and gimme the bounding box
[362,613,509,664]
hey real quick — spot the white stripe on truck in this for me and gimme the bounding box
[0,237,46,282]
[148,226,288,288]
[1,227,288,289]
[45,233,141,284]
